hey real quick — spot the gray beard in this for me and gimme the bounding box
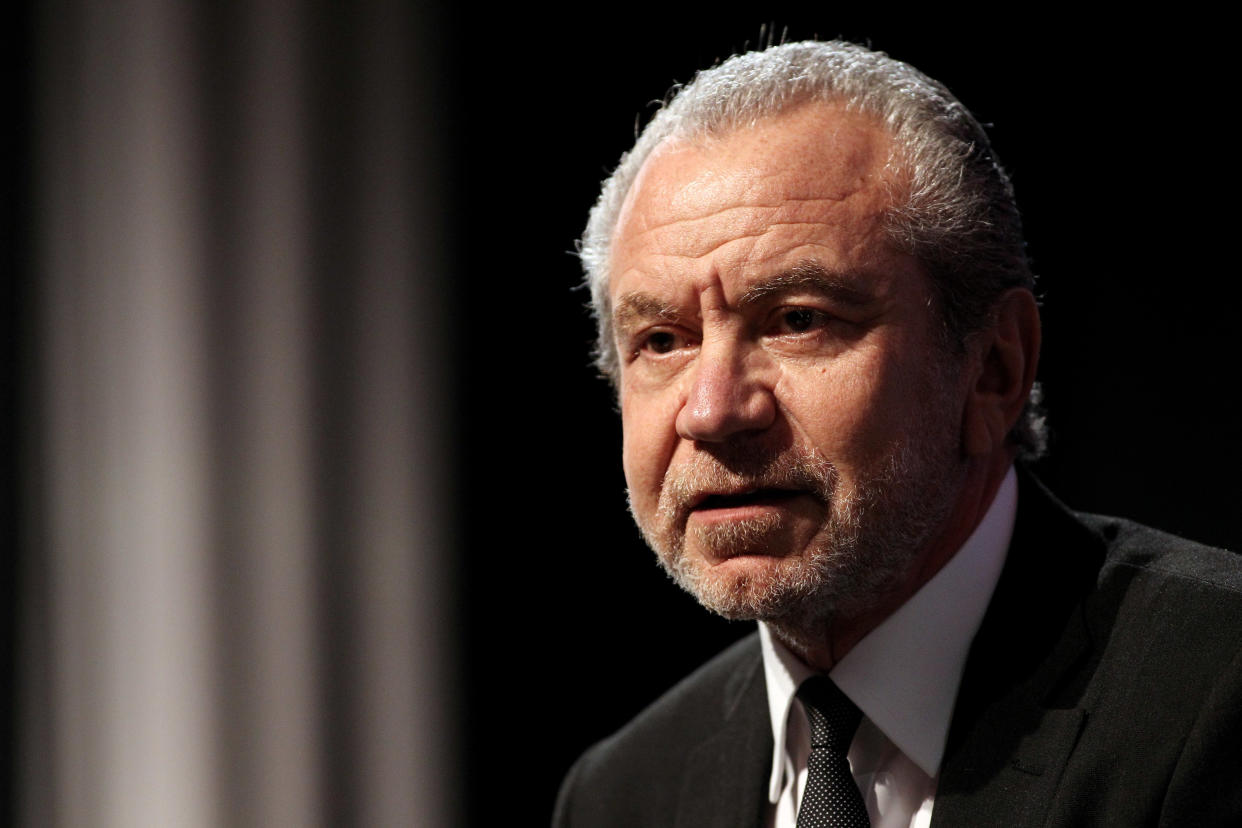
[629,396,964,641]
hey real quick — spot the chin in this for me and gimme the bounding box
[662,546,829,621]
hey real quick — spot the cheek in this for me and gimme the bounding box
[620,387,681,509]
[777,354,911,461]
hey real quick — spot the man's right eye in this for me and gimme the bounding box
[622,327,698,364]
[642,331,680,354]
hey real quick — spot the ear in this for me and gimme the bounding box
[961,288,1041,457]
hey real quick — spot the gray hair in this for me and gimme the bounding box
[580,39,1047,459]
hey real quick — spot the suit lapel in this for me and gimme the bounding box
[674,645,773,828]
[933,470,1104,827]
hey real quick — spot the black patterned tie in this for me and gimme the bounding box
[795,676,870,828]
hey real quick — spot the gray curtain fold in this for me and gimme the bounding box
[23,1,456,825]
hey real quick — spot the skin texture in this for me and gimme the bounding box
[610,102,1040,669]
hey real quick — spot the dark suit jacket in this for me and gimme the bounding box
[553,475,1242,826]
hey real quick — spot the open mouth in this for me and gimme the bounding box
[693,488,806,511]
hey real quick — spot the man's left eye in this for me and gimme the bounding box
[777,308,827,333]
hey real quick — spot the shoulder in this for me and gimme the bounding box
[1075,511,1242,636]
[1016,469,1242,617]
[553,633,767,827]
[559,632,764,782]
[942,482,1242,823]
[1081,510,1242,707]
[1060,507,1242,698]
[1081,511,1242,594]
[1066,512,1242,821]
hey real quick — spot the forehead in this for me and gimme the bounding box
[606,101,929,320]
[610,102,909,303]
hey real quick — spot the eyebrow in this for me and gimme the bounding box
[611,260,879,332]
[736,261,876,309]
[612,292,681,331]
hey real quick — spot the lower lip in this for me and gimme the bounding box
[688,492,808,524]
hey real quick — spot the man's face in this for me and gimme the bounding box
[610,103,970,626]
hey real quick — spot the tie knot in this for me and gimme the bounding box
[796,676,862,752]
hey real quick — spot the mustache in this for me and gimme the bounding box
[657,444,838,519]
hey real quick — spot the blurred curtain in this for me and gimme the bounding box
[21,0,455,825]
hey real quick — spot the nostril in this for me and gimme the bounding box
[676,375,777,442]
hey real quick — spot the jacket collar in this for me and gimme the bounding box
[932,467,1105,826]
[674,645,773,828]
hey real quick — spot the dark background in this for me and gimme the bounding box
[444,11,1241,825]
[5,8,1239,826]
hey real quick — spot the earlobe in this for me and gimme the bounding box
[961,288,1041,457]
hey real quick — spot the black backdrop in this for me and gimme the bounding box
[443,11,1242,825]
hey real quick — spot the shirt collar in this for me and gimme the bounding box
[760,466,1018,802]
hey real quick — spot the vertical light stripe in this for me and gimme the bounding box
[27,1,454,826]
[230,1,321,824]
[36,1,220,825]
[349,3,453,824]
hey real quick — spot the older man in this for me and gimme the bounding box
[554,41,1242,827]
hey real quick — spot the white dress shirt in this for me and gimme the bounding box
[760,467,1018,828]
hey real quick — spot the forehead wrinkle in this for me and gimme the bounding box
[626,219,865,266]
[627,198,863,240]
[620,184,870,246]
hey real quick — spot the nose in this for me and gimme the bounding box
[675,339,776,442]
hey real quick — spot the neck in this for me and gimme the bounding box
[773,450,1015,672]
